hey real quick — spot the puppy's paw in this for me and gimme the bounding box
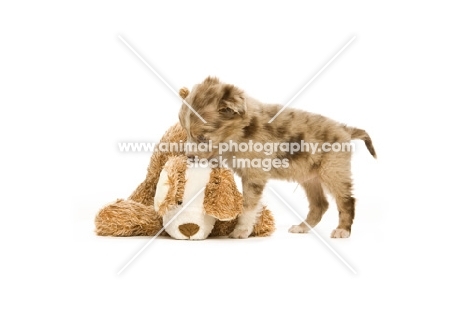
[330,228,350,238]
[229,227,251,239]
[288,225,310,233]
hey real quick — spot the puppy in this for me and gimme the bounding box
[178,77,376,239]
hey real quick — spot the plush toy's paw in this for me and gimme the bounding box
[288,224,310,234]
[229,227,252,239]
[330,228,350,238]
[179,87,190,99]
[95,199,163,236]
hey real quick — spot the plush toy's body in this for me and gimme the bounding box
[95,110,275,239]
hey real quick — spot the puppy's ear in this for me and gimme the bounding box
[154,156,187,216]
[203,76,220,85]
[179,87,190,99]
[203,168,243,221]
[218,84,246,116]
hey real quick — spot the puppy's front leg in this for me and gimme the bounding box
[229,178,266,239]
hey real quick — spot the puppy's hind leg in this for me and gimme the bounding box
[331,195,355,238]
[289,177,329,233]
[321,174,355,238]
[229,179,266,239]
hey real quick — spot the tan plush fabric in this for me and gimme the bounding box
[128,123,187,207]
[155,155,188,217]
[95,199,163,236]
[203,168,243,220]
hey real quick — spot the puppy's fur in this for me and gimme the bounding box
[179,77,376,238]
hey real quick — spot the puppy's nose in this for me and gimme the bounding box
[187,154,195,162]
[178,223,200,238]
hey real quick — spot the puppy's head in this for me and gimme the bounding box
[178,77,247,159]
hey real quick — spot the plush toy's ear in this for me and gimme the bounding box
[217,84,246,116]
[179,87,190,99]
[154,156,187,216]
[154,169,170,213]
[203,168,243,220]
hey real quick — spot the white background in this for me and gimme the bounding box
[1,1,467,309]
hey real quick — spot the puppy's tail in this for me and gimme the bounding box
[344,126,377,158]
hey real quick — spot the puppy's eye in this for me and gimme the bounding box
[219,107,235,115]
[177,201,183,205]
[197,135,208,143]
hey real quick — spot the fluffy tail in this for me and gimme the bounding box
[344,126,377,158]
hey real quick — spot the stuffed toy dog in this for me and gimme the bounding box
[94,88,275,239]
